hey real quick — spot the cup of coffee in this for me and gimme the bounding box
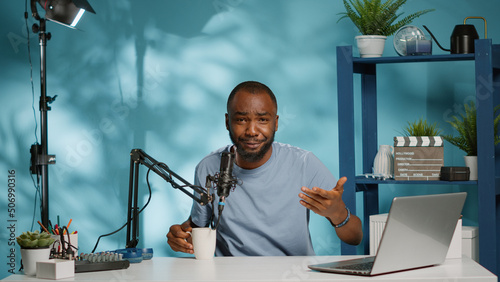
[189,227,216,260]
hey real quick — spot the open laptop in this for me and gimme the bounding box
[308,192,467,276]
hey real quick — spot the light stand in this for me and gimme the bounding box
[126,149,213,248]
[29,16,56,229]
[29,0,95,229]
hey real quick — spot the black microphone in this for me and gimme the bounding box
[217,151,236,210]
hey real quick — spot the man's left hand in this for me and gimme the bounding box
[299,177,348,224]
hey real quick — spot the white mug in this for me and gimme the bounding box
[189,227,216,260]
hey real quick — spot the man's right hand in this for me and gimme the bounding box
[166,220,194,254]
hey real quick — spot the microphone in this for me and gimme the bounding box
[216,151,237,209]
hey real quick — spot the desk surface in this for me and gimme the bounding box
[3,256,497,282]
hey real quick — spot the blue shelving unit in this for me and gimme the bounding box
[337,39,500,274]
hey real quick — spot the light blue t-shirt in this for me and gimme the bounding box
[190,142,337,256]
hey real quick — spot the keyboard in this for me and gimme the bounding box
[335,261,374,271]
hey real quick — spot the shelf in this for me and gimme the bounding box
[352,53,476,74]
[336,39,499,274]
[352,53,475,64]
[354,176,477,186]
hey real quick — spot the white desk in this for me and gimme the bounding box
[2,256,497,282]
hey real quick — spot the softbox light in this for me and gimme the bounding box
[32,0,96,28]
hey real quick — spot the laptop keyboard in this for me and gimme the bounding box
[335,261,374,271]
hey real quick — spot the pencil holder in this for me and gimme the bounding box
[50,234,78,257]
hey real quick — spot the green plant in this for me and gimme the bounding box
[16,230,55,249]
[443,101,500,156]
[338,0,434,36]
[400,117,442,136]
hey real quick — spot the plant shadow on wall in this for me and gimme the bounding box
[26,0,225,254]
[2,0,342,259]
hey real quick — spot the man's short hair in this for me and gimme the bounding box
[227,81,278,113]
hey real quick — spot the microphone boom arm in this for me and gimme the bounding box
[126,148,212,248]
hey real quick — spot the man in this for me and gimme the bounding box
[167,81,362,256]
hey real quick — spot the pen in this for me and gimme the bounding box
[48,220,54,234]
[37,221,50,233]
[64,219,73,235]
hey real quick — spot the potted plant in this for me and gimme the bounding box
[338,0,434,57]
[443,101,500,180]
[393,117,443,180]
[400,117,442,136]
[16,230,55,276]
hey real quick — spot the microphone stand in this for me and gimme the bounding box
[126,149,212,248]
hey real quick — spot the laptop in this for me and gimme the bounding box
[308,192,467,276]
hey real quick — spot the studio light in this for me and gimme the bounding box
[31,0,96,28]
[29,0,95,229]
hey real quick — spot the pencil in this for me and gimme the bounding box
[64,219,73,235]
[37,221,50,234]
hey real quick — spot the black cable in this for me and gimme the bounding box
[62,226,76,258]
[91,159,209,252]
[26,0,41,232]
[91,167,154,253]
[25,0,38,143]
[29,168,41,232]
[90,221,127,253]
[214,208,222,230]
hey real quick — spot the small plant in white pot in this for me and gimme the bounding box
[338,0,434,57]
[16,230,55,276]
[443,101,500,180]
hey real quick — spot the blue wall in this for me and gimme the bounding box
[1,0,498,278]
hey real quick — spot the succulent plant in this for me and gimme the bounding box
[16,230,55,249]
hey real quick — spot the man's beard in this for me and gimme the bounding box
[229,131,275,164]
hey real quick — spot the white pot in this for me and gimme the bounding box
[20,248,51,276]
[355,35,387,58]
[464,155,478,181]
